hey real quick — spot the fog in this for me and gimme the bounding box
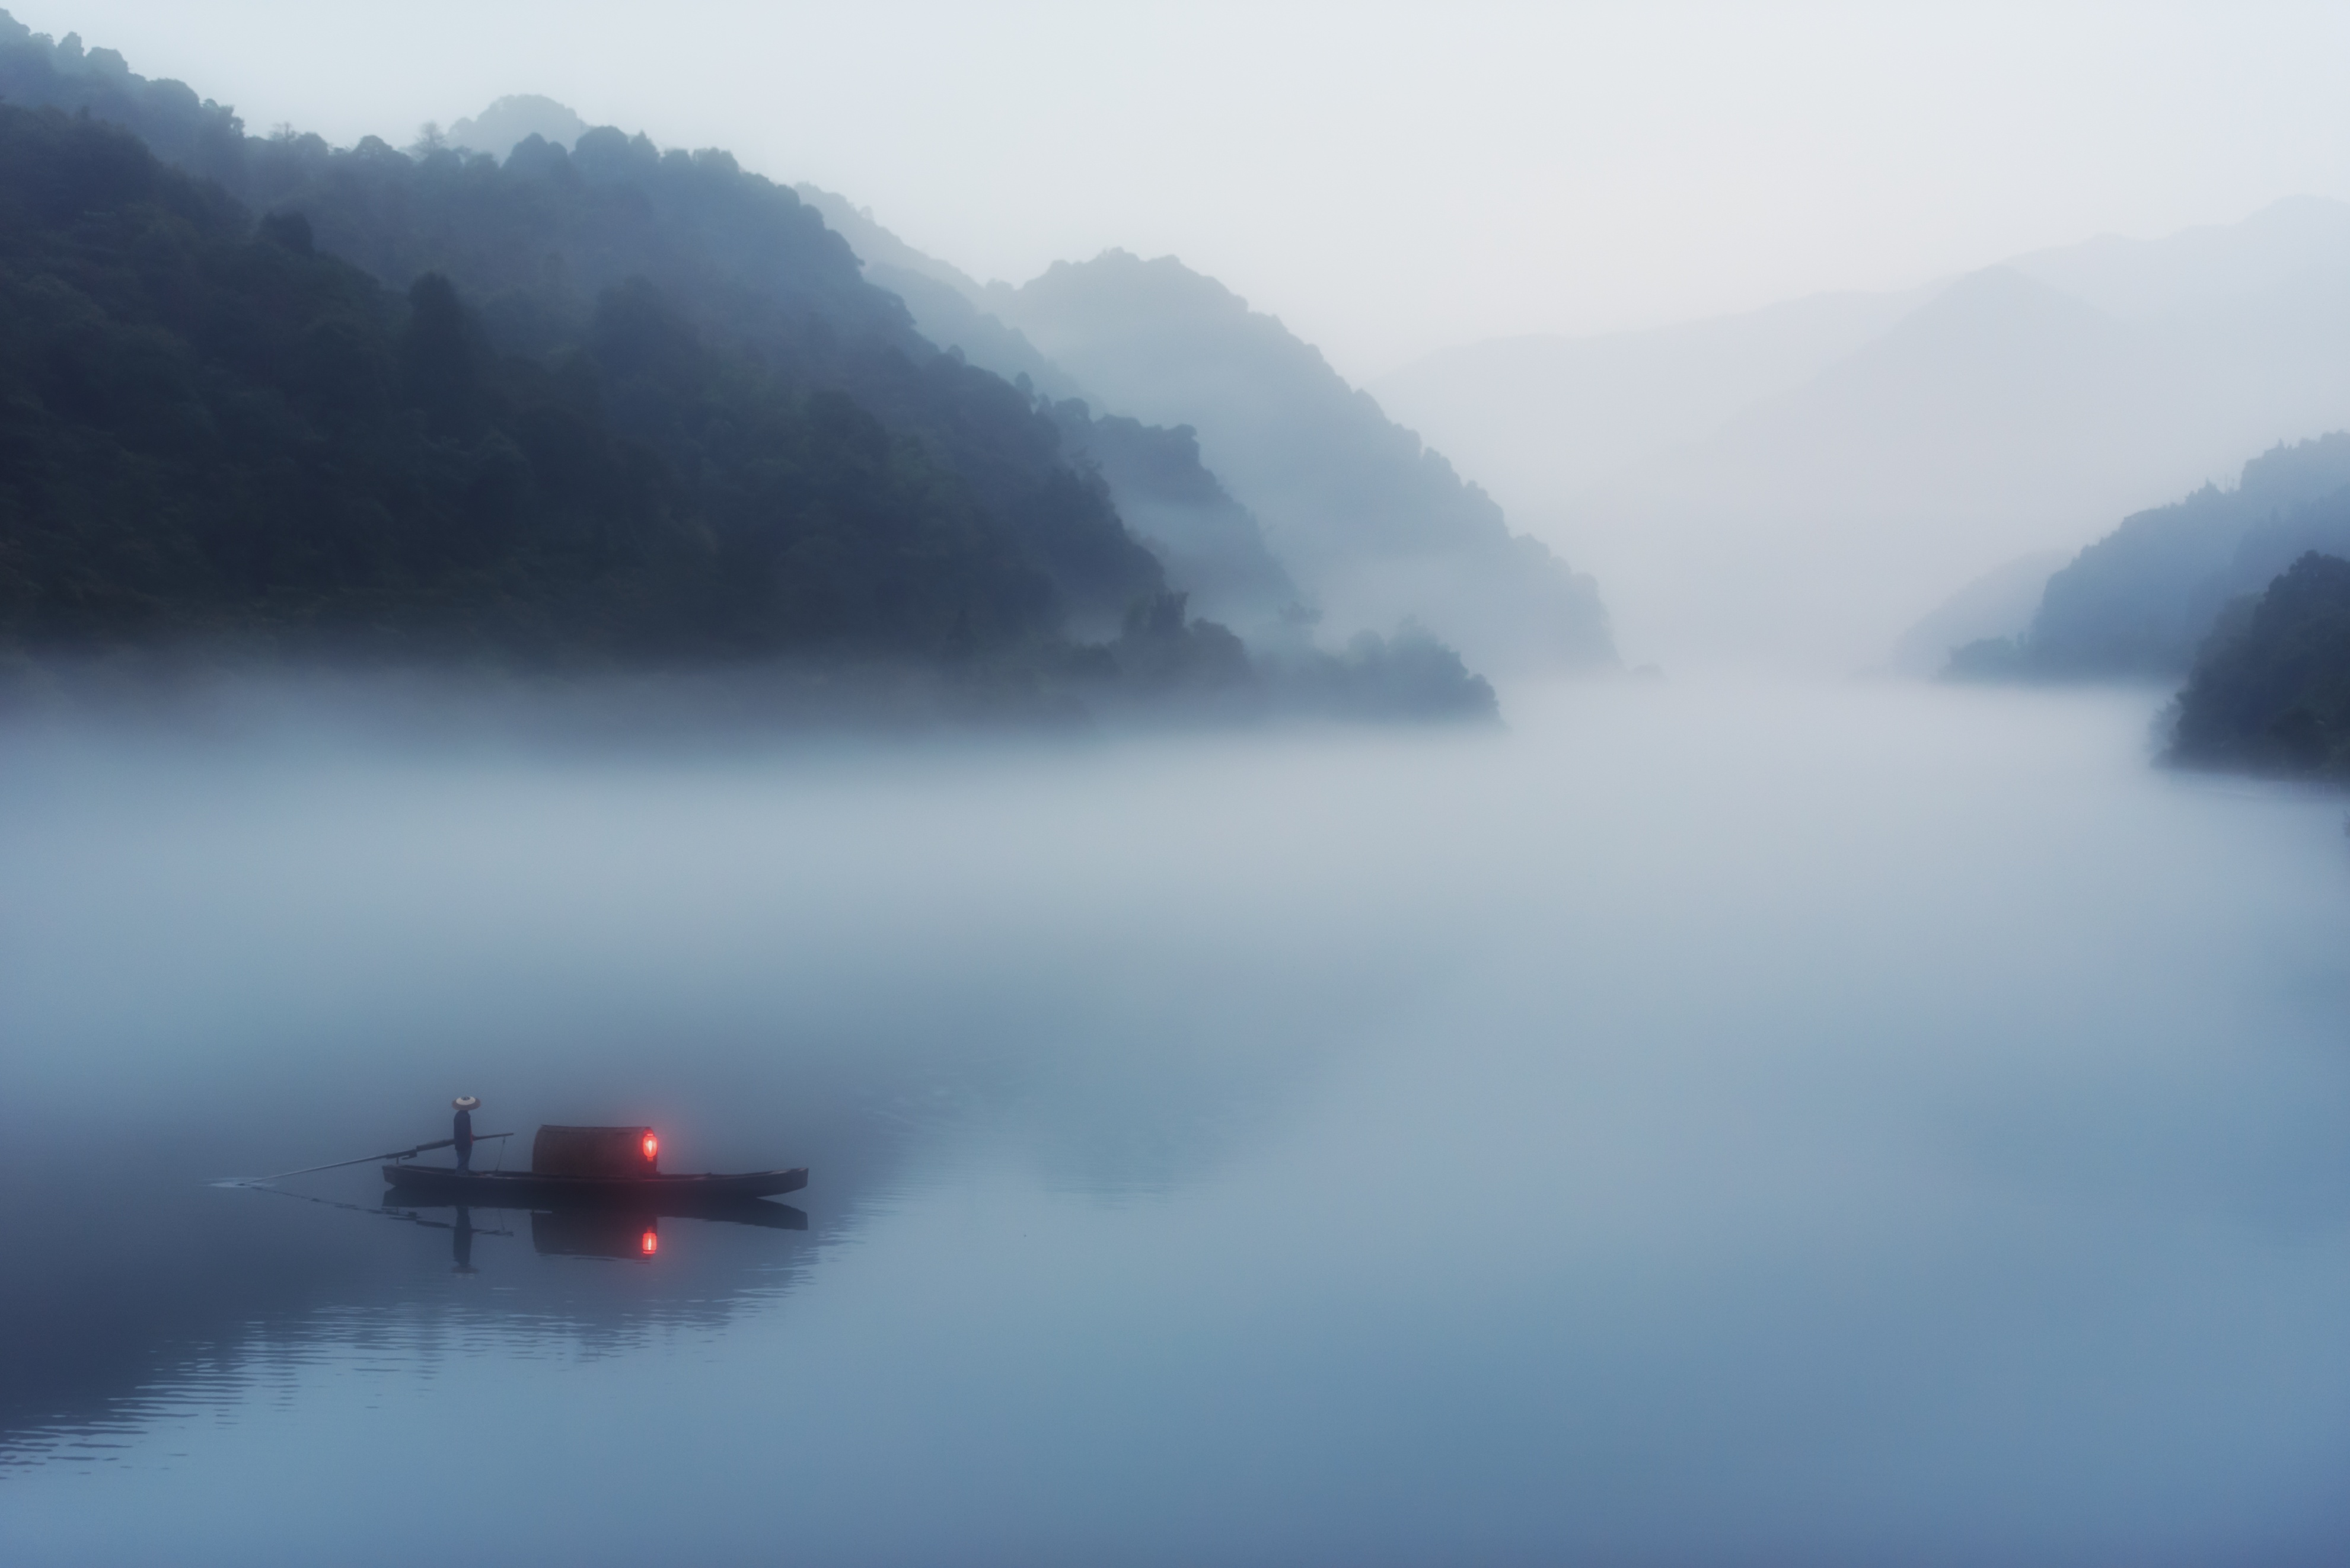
[8,678,2350,1563]
[1378,199,2350,671]
[20,1,2350,670]
[11,2,2350,1557]
[18,0,2350,379]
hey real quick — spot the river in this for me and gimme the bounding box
[3,675,2346,1566]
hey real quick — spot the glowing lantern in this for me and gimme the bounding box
[640,1229,659,1257]
[533,1126,660,1177]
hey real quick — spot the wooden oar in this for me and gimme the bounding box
[217,1133,516,1187]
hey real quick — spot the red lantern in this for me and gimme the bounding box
[640,1229,659,1256]
[642,1132,659,1165]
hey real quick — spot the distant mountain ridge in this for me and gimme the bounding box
[790,190,1614,674]
[1946,433,2350,681]
[2004,196,2350,321]
[793,184,1084,403]
[1374,286,1934,511]
[1378,196,2350,669]
[789,187,1616,672]
[1886,551,2070,676]
[984,252,1612,673]
[789,187,1309,630]
[444,95,587,161]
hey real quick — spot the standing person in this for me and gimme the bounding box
[452,1096,480,1171]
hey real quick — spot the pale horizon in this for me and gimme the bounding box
[14,0,2350,381]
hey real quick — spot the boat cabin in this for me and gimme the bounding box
[532,1125,660,1177]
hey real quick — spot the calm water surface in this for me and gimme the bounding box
[4,677,2348,1566]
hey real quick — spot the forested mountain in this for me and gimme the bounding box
[792,184,1082,403]
[0,15,1156,633]
[0,101,1119,669]
[1040,403,1302,629]
[0,14,1497,720]
[796,187,1304,627]
[793,189,1306,635]
[1946,434,2350,680]
[794,193,1599,672]
[2167,551,2350,778]
[0,20,244,186]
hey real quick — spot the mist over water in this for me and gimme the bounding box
[5,679,2350,1565]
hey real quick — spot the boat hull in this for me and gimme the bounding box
[382,1164,807,1204]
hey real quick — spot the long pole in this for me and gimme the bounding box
[223,1133,516,1186]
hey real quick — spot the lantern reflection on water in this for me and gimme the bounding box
[531,1211,660,1260]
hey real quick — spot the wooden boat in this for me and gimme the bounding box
[382,1123,805,1206]
[381,1164,808,1203]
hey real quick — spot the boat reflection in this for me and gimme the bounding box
[390,1192,810,1265]
[237,1177,808,1269]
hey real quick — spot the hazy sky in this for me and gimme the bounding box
[20,1,2350,376]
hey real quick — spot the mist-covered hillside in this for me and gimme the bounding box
[984,253,1614,674]
[444,95,588,161]
[797,196,1608,672]
[1378,198,2350,670]
[2168,550,2350,778]
[795,186,1300,630]
[1946,433,2350,681]
[0,17,1230,705]
[1886,551,2069,676]
[1041,404,1303,629]
[0,15,1501,721]
[793,184,1082,403]
[0,14,1163,630]
[0,101,1127,670]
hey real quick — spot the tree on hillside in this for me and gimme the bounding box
[2167,552,2350,778]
